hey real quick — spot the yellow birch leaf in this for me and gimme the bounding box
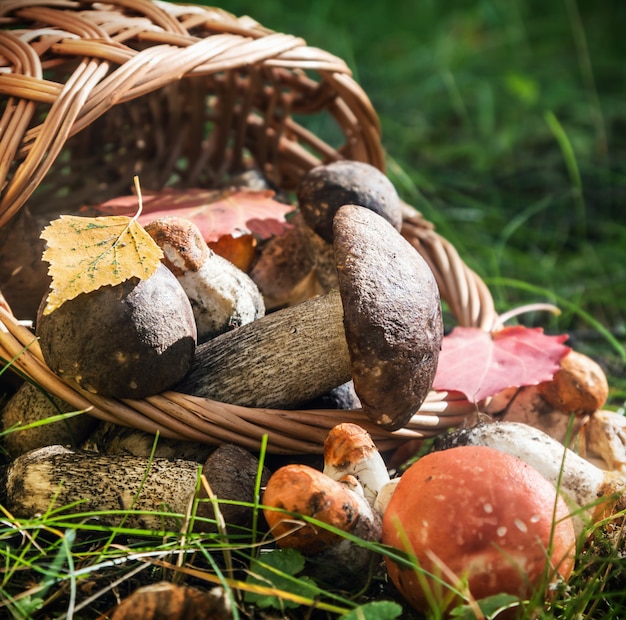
[40,214,164,315]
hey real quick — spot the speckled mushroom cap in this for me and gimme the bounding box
[333,205,443,430]
[297,160,403,243]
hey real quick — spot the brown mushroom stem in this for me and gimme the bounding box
[177,289,351,408]
[1,444,268,533]
[179,204,443,431]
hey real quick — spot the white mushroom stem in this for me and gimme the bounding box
[323,423,391,509]
[145,216,265,343]
[373,477,400,516]
[437,421,626,533]
[581,410,626,473]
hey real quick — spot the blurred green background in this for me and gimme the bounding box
[213,0,625,398]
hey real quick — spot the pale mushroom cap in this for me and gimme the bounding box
[333,204,443,430]
[382,445,576,613]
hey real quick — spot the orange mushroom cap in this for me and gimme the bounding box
[382,445,576,614]
[263,464,364,554]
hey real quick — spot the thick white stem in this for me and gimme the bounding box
[437,421,626,532]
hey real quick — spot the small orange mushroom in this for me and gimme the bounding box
[537,350,609,415]
[262,463,382,586]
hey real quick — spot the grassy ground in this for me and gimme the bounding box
[221,0,626,401]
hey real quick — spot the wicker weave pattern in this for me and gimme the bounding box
[0,0,383,225]
[0,0,498,453]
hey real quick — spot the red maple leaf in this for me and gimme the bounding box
[93,188,295,242]
[432,326,571,402]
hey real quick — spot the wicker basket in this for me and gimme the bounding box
[0,0,498,454]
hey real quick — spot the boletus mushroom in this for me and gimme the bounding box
[144,216,265,343]
[36,263,197,399]
[382,445,576,615]
[297,160,403,244]
[262,464,382,587]
[178,204,443,430]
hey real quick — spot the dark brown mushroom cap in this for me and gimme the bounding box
[297,161,402,243]
[36,263,197,399]
[333,205,443,430]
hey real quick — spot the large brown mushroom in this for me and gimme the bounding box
[178,204,443,430]
[36,262,197,399]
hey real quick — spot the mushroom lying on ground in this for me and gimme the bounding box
[382,445,576,616]
[109,582,232,620]
[178,204,443,430]
[1,381,97,460]
[36,262,197,399]
[1,443,269,533]
[145,216,265,342]
[435,420,626,536]
[262,465,381,587]
[262,424,390,586]
[483,350,610,445]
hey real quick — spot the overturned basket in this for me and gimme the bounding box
[0,0,498,453]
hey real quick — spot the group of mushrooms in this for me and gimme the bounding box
[1,160,625,616]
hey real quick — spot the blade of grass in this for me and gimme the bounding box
[544,110,586,236]
[487,276,626,363]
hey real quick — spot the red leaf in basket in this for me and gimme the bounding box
[432,325,571,403]
[94,188,295,242]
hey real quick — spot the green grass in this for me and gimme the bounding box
[0,416,625,619]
